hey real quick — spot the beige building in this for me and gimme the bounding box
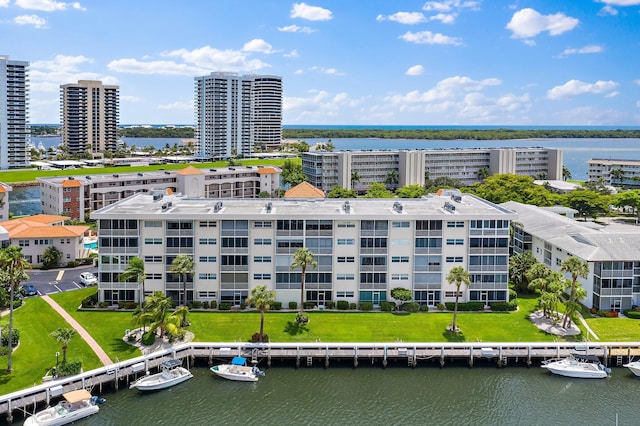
[38,165,281,220]
[0,214,89,266]
[588,158,640,187]
[60,80,119,155]
[0,55,30,169]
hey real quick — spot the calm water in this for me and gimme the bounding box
[12,137,640,217]
[15,364,639,425]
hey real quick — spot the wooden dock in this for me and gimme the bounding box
[2,341,640,423]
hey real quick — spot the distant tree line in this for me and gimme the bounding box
[118,127,195,138]
[282,128,640,140]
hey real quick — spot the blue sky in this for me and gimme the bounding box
[2,0,639,125]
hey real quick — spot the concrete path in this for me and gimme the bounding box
[42,295,113,366]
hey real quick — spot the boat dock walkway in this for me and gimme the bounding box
[2,341,640,423]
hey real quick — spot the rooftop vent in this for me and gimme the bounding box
[86,176,91,180]
[164,171,170,175]
[214,201,223,213]
[68,176,74,180]
[161,203,168,211]
[138,173,143,177]
[451,194,462,203]
[113,174,119,178]
[343,201,351,213]
[265,202,272,213]
[210,168,217,172]
[393,201,403,213]
[152,193,163,201]
[444,201,456,212]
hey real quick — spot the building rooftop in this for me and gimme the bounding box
[0,216,88,238]
[284,182,325,198]
[501,201,640,261]
[92,191,516,220]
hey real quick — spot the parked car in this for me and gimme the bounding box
[79,272,98,286]
[21,283,38,296]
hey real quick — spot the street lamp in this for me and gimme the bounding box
[55,351,60,366]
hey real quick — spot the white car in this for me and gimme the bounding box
[79,272,98,286]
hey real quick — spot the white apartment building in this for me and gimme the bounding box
[60,80,119,155]
[503,201,640,312]
[0,55,30,169]
[588,158,640,187]
[194,72,282,159]
[91,190,515,307]
[302,148,563,192]
[38,165,281,220]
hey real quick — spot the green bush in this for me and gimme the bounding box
[349,303,357,310]
[1,328,19,347]
[303,302,315,309]
[117,301,125,309]
[56,360,82,377]
[240,302,246,310]
[624,310,640,319]
[444,302,484,311]
[141,332,156,345]
[436,303,445,311]
[288,301,297,310]
[124,302,138,310]
[359,302,373,311]
[202,301,209,309]
[219,303,231,311]
[271,301,282,310]
[325,301,335,310]
[380,301,395,311]
[191,301,202,309]
[508,289,517,300]
[98,301,109,308]
[0,346,9,356]
[419,305,429,312]
[12,299,23,309]
[403,302,420,312]
[250,333,269,343]
[337,300,349,310]
[489,300,518,312]
[81,293,98,308]
[210,300,217,309]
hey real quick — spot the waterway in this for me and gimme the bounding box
[14,363,639,425]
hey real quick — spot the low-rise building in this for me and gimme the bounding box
[38,165,281,220]
[588,158,640,187]
[0,214,89,266]
[91,190,515,307]
[502,201,640,312]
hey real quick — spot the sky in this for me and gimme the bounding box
[1,0,640,126]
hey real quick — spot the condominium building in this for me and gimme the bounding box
[302,148,563,192]
[0,182,12,221]
[60,80,119,155]
[38,165,281,220]
[588,158,640,187]
[503,201,640,312]
[91,190,515,307]
[194,72,282,159]
[0,55,30,169]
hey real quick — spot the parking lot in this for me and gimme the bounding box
[24,265,99,297]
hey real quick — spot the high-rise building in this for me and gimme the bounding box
[0,55,30,169]
[60,80,119,155]
[194,72,282,160]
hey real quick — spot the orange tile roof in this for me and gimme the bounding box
[284,181,325,199]
[176,165,204,175]
[258,167,278,174]
[62,179,83,188]
[0,186,6,193]
[0,217,88,238]
[14,214,69,225]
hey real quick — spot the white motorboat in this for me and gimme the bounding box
[129,359,193,391]
[623,360,640,377]
[542,353,611,379]
[210,356,265,382]
[24,389,104,426]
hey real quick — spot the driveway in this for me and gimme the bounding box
[25,264,99,297]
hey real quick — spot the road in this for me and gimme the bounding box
[24,264,99,297]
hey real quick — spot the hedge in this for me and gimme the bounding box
[489,300,518,312]
[623,310,640,319]
[337,300,349,310]
[444,302,484,311]
[403,302,420,312]
[358,302,373,311]
[380,301,395,311]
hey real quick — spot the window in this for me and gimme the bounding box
[144,220,162,227]
[392,256,409,263]
[144,256,162,263]
[337,291,355,298]
[336,274,355,280]
[198,273,217,280]
[144,238,163,245]
[253,221,273,228]
[221,237,248,248]
[392,221,410,228]
[199,238,217,245]
[337,256,355,263]
[447,221,464,228]
[391,274,409,280]
[446,257,464,263]
[147,273,162,280]
[337,221,355,228]
[199,221,217,228]
[254,238,272,245]
[199,256,217,262]
[446,239,464,246]
[391,239,409,246]
[337,239,355,245]
[63,197,71,203]
[253,273,272,280]
[198,291,217,298]
[18,240,29,247]
[254,256,272,263]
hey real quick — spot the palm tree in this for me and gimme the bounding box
[170,254,194,307]
[120,256,146,306]
[0,246,30,373]
[50,327,76,363]
[477,166,490,182]
[350,171,361,190]
[445,266,471,332]
[508,252,536,294]
[562,165,572,181]
[560,256,589,328]
[290,247,317,320]
[133,291,183,338]
[385,170,399,189]
[527,264,563,317]
[610,167,624,186]
[246,285,276,342]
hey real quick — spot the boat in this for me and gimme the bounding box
[24,389,104,426]
[541,353,611,379]
[210,356,265,382]
[623,360,640,377]
[129,359,193,391]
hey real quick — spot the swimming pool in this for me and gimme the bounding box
[84,241,98,250]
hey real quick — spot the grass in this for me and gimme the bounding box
[0,157,297,184]
[0,297,102,394]
[585,317,640,342]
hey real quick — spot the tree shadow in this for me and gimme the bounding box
[284,321,309,336]
[442,329,465,342]
[392,311,410,316]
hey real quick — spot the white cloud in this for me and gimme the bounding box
[163,45,270,72]
[559,45,604,57]
[506,8,579,39]
[429,13,456,24]
[376,12,427,25]
[278,24,314,33]
[421,1,480,24]
[284,50,299,58]
[405,65,424,76]
[598,5,618,15]
[634,80,640,86]
[294,69,304,74]
[16,0,86,12]
[598,0,640,5]
[158,100,193,110]
[30,54,117,92]
[387,76,502,105]
[107,58,207,76]
[399,30,463,46]
[290,2,333,21]
[309,65,343,75]
[546,79,619,100]
[242,39,278,54]
[284,89,367,123]
[120,95,140,102]
[0,0,9,7]
[14,14,46,28]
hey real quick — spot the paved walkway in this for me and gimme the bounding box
[41,295,113,366]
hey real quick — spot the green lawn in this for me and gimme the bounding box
[585,317,640,342]
[0,297,102,394]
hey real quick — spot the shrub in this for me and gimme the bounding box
[271,301,282,310]
[0,346,9,356]
[349,303,357,310]
[141,332,156,346]
[56,360,82,377]
[12,299,23,309]
[81,293,98,308]
[250,333,269,343]
[337,300,349,310]
[288,301,297,310]
[623,310,640,319]
[359,302,373,311]
[419,305,429,312]
[1,328,19,347]
[380,301,395,311]
[191,301,202,309]
[124,302,138,310]
[219,303,231,311]
[210,300,217,309]
[117,301,125,309]
[325,301,335,310]
[202,301,209,309]
[490,300,518,312]
[66,261,77,268]
[436,303,445,311]
[444,302,484,311]
[303,302,315,310]
[98,301,109,308]
[403,302,420,312]
[240,302,246,310]
[508,289,517,300]
[295,312,309,324]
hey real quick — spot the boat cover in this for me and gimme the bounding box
[162,359,183,369]
[231,357,248,366]
[63,389,92,403]
[572,353,601,363]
